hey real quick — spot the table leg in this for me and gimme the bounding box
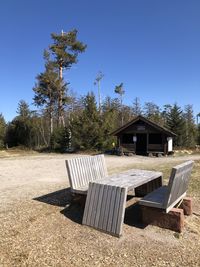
[82,182,127,237]
[135,176,163,197]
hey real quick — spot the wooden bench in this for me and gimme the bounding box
[65,154,108,195]
[139,161,194,213]
[66,155,163,236]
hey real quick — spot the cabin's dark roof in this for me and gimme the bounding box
[111,115,176,137]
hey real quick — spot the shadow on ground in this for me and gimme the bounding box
[61,204,84,225]
[33,190,145,229]
[33,188,72,207]
[124,201,145,229]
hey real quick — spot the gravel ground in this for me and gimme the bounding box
[0,153,200,267]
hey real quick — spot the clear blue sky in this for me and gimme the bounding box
[0,0,200,121]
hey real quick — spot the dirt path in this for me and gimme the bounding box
[0,153,200,266]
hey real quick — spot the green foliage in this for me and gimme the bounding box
[4,95,200,152]
[197,124,200,145]
[132,97,142,116]
[5,101,40,148]
[71,92,103,150]
[114,83,125,125]
[114,83,125,96]
[45,29,87,127]
[33,59,69,135]
[164,104,186,147]
[144,102,163,124]
[101,97,120,149]
[50,126,71,152]
[0,113,6,148]
[17,100,31,118]
[49,29,87,70]
[183,105,197,147]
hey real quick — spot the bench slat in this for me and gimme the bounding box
[83,183,127,236]
[164,161,194,212]
[66,155,108,194]
[139,161,194,213]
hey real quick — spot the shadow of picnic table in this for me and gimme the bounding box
[33,188,83,224]
[33,189,145,228]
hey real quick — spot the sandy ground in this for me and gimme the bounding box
[0,153,200,266]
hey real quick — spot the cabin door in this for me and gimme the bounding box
[136,133,147,155]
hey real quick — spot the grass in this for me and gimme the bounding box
[188,160,200,197]
[111,158,200,199]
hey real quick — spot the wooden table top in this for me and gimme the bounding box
[93,169,163,190]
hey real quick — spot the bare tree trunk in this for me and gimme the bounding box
[121,95,123,126]
[50,111,53,134]
[39,118,48,146]
[48,86,54,135]
[58,65,65,127]
[98,80,102,115]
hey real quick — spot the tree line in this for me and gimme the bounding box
[0,29,200,152]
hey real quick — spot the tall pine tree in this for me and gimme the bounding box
[114,83,125,125]
[0,113,6,148]
[132,97,142,116]
[48,29,87,126]
[71,92,102,150]
[183,105,197,147]
[165,104,186,147]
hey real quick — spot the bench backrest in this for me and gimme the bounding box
[66,154,108,190]
[163,160,194,212]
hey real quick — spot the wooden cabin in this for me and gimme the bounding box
[112,115,176,156]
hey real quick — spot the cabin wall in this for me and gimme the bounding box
[117,127,169,155]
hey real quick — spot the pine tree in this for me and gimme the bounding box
[162,104,172,124]
[71,92,102,150]
[114,83,125,125]
[0,113,6,148]
[101,97,120,149]
[33,53,68,134]
[143,102,162,124]
[183,105,197,147]
[197,124,200,145]
[132,97,142,116]
[48,29,87,126]
[17,100,31,118]
[165,104,186,147]
[94,71,104,114]
[7,101,32,147]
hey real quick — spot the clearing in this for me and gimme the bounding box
[0,152,200,266]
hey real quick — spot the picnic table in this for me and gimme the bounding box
[82,169,162,236]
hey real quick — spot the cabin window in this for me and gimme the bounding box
[149,134,162,144]
[122,134,133,144]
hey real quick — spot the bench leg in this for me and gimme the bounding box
[141,206,184,233]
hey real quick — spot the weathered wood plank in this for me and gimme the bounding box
[116,187,127,236]
[90,183,101,227]
[84,182,96,225]
[111,186,122,234]
[164,161,194,211]
[140,161,194,213]
[94,184,105,228]
[83,183,128,236]
[102,185,113,230]
[82,182,94,225]
[98,185,109,229]
[107,186,117,232]
[139,186,167,208]
[66,155,108,193]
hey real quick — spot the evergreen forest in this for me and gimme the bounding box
[1,30,200,152]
